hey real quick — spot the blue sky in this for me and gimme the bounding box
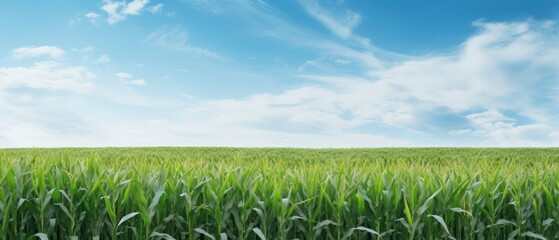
[1,0,559,147]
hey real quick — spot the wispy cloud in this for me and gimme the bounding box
[145,26,224,59]
[297,57,351,72]
[116,72,146,86]
[182,0,385,69]
[116,72,133,79]
[129,79,146,85]
[182,0,227,14]
[12,46,65,60]
[148,3,163,13]
[298,0,361,39]
[85,12,101,26]
[97,54,111,63]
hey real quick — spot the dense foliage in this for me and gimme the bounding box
[1,148,558,239]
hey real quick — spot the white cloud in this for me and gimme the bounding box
[466,110,515,129]
[299,0,361,39]
[0,121,66,148]
[182,94,194,99]
[12,46,65,59]
[122,0,149,15]
[186,86,368,133]
[130,121,407,148]
[370,20,559,114]
[148,3,163,13]
[0,61,95,92]
[449,110,556,145]
[0,91,105,148]
[0,117,407,148]
[100,0,161,24]
[101,0,126,24]
[85,12,100,18]
[0,46,95,93]
[116,72,146,86]
[145,26,223,59]
[129,79,146,85]
[116,72,133,79]
[85,12,101,26]
[97,54,111,63]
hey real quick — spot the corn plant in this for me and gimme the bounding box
[0,147,558,239]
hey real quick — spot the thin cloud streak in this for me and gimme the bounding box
[145,26,224,59]
[298,0,362,39]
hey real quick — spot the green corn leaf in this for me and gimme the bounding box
[118,179,131,187]
[17,198,26,209]
[487,219,517,228]
[56,203,73,220]
[49,218,56,229]
[194,178,213,190]
[121,180,133,205]
[396,218,410,231]
[542,218,554,226]
[150,231,176,240]
[342,226,380,240]
[118,212,140,228]
[149,187,166,219]
[59,190,71,202]
[417,188,442,215]
[450,207,473,216]
[34,233,48,240]
[102,196,116,222]
[312,220,339,230]
[252,208,264,218]
[428,214,456,240]
[508,229,520,240]
[403,196,413,228]
[252,227,266,240]
[194,228,215,240]
[521,231,547,240]
[288,216,306,221]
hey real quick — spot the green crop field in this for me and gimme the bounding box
[1,148,558,239]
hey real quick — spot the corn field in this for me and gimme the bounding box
[1,148,558,239]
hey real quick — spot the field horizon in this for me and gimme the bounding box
[4,146,559,150]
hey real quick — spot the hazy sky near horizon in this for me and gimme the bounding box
[1,0,559,147]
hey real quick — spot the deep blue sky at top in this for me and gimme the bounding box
[3,1,556,60]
